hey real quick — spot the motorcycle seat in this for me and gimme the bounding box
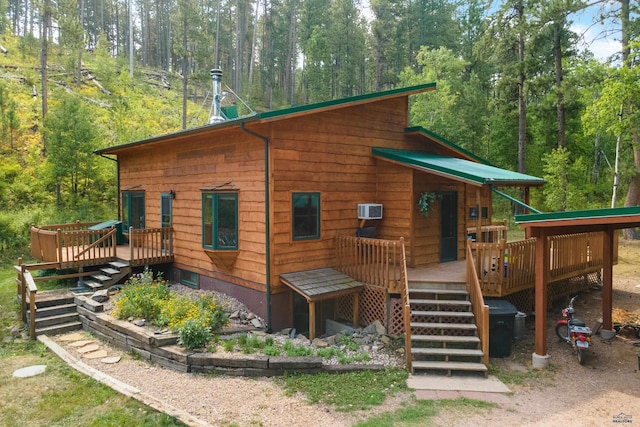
[569,318,586,327]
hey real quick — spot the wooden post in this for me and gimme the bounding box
[29,288,36,339]
[309,300,316,340]
[18,258,27,324]
[129,226,134,261]
[476,188,482,243]
[533,228,548,357]
[602,228,614,330]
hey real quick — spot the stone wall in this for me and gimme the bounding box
[74,296,383,376]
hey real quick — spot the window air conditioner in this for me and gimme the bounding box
[358,204,383,220]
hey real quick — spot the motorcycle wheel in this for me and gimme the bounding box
[555,324,570,342]
[577,348,585,365]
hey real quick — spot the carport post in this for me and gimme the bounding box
[602,227,614,331]
[532,227,550,368]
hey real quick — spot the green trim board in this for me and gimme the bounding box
[260,83,436,121]
[404,126,490,165]
[515,206,640,225]
[96,83,437,155]
[372,147,545,187]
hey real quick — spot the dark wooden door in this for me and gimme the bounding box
[440,192,458,262]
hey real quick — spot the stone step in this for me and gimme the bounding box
[412,360,487,373]
[409,299,471,307]
[101,267,120,275]
[84,280,105,290]
[34,312,79,328]
[33,292,75,308]
[410,322,477,331]
[411,347,484,357]
[31,303,76,318]
[411,334,481,344]
[109,260,129,269]
[35,321,83,336]
[411,310,475,319]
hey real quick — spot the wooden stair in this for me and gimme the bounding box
[27,291,82,336]
[83,260,131,290]
[408,281,488,376]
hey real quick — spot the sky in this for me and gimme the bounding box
[569,3,624,62]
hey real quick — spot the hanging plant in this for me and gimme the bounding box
[417,192,438,217]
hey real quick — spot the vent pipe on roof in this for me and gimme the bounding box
[209,68,227,124]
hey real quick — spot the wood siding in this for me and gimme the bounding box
[118,127,268,291]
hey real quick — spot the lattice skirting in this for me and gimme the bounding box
[336,284,390,331]
[504,271,602,314]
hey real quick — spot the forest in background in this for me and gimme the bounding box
[0,0,639,260]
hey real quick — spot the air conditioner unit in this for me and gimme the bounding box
[358,203,383,220]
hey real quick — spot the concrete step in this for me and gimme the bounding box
[411,347,484,357]
[34,312,79,328]
[412,360,487,373]
[411,334,481,344]
[31,303,76,318]
[36,321,83,336]
[410,322,477,331]
[33,292,75,308]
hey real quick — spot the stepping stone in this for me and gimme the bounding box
[101,356,121,364]
[13,365,47,378]
[69,340,94,348]
[59,333,85,342]
[76,344,101,354]
[84,350,108,359]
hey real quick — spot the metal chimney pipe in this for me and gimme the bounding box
[210,68,224,124]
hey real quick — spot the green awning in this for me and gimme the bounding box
[515,206,640,227]
[372,147,545,187]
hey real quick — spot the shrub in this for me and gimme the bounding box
[177,318,211,350]
[112,271,170,320]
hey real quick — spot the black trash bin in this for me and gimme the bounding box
[486,299,517,358]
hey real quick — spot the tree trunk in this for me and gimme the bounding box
[40,0,50,155]
[554,21,565,148]
[182,15,188,130]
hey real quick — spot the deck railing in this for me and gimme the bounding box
[471,231,612,297]
[466,242,489,366]
[15,259,37,339]
[398,238,412,371]
[128,227,173,266]
[31,224,117,268]
[335,235,403,292]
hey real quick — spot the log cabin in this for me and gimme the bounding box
[91,82,544,333]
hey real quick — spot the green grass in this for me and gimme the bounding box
[353,397,495,427]
[0,263,186,427]
[276,368,409,412]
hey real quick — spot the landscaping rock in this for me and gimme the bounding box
[363,320,387,336]
[13,365,47,378]
[250,318,263,328]
[91,289,109,303]
[133,319,146,327]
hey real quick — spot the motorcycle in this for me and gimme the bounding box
[555,295,592,365]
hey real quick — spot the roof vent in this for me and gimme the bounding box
[209,68,227,124]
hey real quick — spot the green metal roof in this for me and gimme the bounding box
[259,83,436,121]
[96,83,437,155]
[515,206,640,225]
[404,126,491,165]
[372,147,546,187]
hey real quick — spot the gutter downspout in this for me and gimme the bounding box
[240,122,272,332]
[99,154,121,220]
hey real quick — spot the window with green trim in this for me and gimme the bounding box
[180,270,198,288]
[122,191,145,229]
[202,192,238,249]
[292,192,320,240]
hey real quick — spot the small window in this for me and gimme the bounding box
[292,192,320,240]
[469,207,478,220]
[180,269,198,288]
[481,207,489,220]
[202,192,238,249]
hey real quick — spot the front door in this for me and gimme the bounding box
[440,192,458,262]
